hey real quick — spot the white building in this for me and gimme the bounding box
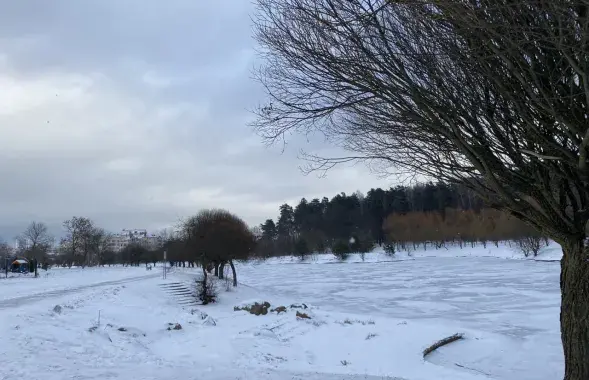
[107,229,160,252]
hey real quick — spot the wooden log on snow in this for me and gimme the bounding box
[422,333,464,358]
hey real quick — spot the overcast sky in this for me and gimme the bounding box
[0,0,389,240]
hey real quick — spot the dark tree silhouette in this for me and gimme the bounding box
[252,1,589,377]
[19,221,53,276]
[183,209,256,287]
[120,243,148,267]
[258,182,538,258]
[62,217,102,267]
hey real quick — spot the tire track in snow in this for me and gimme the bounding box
[0,272,162,309]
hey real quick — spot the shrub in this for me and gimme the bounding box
[515,236,544,257]
[294,237,311,260]
[315,239,327,254]
[383,242,396,255]
[332,240,351,260]
[351,236,374,253]
[195,273,217,305]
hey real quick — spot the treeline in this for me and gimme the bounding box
[0,211,257,290]
[255,182,544,258]
[0,182,546,272]
[0,217,164,271]
[383,208,544,253]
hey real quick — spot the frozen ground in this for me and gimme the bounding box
[0,244,562,380]
[239,255,562,379]
[0,266,158,303]
[256,240,563,265]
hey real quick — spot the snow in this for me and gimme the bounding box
[0,244,563,380]
[0,266,158,303]
[254,241,563,265]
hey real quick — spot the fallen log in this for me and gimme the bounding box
[423,333,464,358]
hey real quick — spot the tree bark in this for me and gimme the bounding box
[219,261,226,279]
[214,262,219,277]
[561,239,589,380]
[229,260,237,287]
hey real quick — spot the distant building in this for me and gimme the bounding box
[106,229,160,252]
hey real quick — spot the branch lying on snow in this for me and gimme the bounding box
[422,333,465,358]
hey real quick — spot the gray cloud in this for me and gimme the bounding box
[0,0,389,240]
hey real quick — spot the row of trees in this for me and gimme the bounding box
[383,208,542,251]
[0,221,59,276]
[0,183,545,271]
[0,210,257,292]
[255,183,542,258]
[0,217,164,272]
[0,210,255,309]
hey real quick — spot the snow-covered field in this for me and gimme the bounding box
[0,266,160,304]
[0,245,562,380]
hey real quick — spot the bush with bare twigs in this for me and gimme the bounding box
[195,273,217,305]
[515,236,546,258]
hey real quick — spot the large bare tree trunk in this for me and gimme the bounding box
[229,260,237,287]
[561,239,589,380]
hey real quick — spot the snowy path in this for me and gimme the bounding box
[0,271,161,309]
[0,272,162,310]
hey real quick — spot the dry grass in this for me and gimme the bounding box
[340,318,375,326]
[365,332,378,340]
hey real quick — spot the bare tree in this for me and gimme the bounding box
[19,221,54,276]
[56,237,73,267]
[63,217,98,267]
[151,228,176,267]
[120,243,148,266]
[0,239,14,275]
[0,240,12,256]
[252,1,589,377]
[91,228,111,266]
[515,236,545,258]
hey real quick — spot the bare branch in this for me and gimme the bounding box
[251,0,589,241]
